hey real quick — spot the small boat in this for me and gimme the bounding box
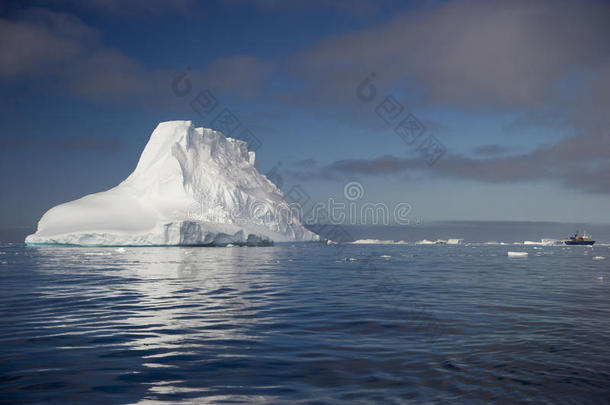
[564,231,595,245]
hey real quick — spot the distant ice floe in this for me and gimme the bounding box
[479,239,566,246]
[508,251,528,258]
[415,239,435,245]
[350,239,408,245]
[523,238,563,246]
[415,238,463,245]
[348,238,592,247]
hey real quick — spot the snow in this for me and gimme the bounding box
[26,121,319,246]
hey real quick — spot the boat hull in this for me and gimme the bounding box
[564,240,595,245]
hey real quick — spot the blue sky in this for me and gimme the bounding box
[2,0,610,229]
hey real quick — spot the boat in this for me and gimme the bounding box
[564,231,595,245]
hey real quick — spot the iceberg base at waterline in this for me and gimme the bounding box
[26,121,319,247]
[25,221,274,247]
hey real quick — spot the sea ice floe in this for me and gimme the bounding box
[351,239,408,245]
[507,251,528,258]
[415,239,436,245]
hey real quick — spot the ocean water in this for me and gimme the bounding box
[1,242,609,404]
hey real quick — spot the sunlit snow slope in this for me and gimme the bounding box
[26,121,319,246]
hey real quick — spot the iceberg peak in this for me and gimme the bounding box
[26,121,318,246]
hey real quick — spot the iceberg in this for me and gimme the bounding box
[26,121,319,246]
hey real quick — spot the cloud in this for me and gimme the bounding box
[0,8,146,98]
[326,155,412,176]
[69,49,152,100]
[3,0,610,197]
[279,0,610,195]
[0,8,274,103]
[299,129,610,193]
[289,0,610,109]
[197,56,275,100]
[0,8,98,78]
[473,144,519,156]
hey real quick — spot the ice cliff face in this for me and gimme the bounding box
[26,121,319,246]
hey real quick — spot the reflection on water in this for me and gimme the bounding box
[1,243,609,403]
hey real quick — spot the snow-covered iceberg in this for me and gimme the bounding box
[26,121,319,246]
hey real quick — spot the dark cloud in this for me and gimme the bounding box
[279,0,610,195]
[289,0,610,109]
[0,8,274,103]
[196,56,275,100]
[0,8,98,78]
[70,53,275,103]
[3,0,610,197]
[69,49,151,100]
[0,8,149,99]
[295,129,610,193]
[473,144,519,156]
[327,155,412,176]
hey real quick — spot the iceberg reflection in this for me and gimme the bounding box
[22,245,283,402]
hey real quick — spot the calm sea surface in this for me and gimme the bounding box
[1,242,609,404]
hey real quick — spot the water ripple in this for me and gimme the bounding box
[1,244,609,403]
